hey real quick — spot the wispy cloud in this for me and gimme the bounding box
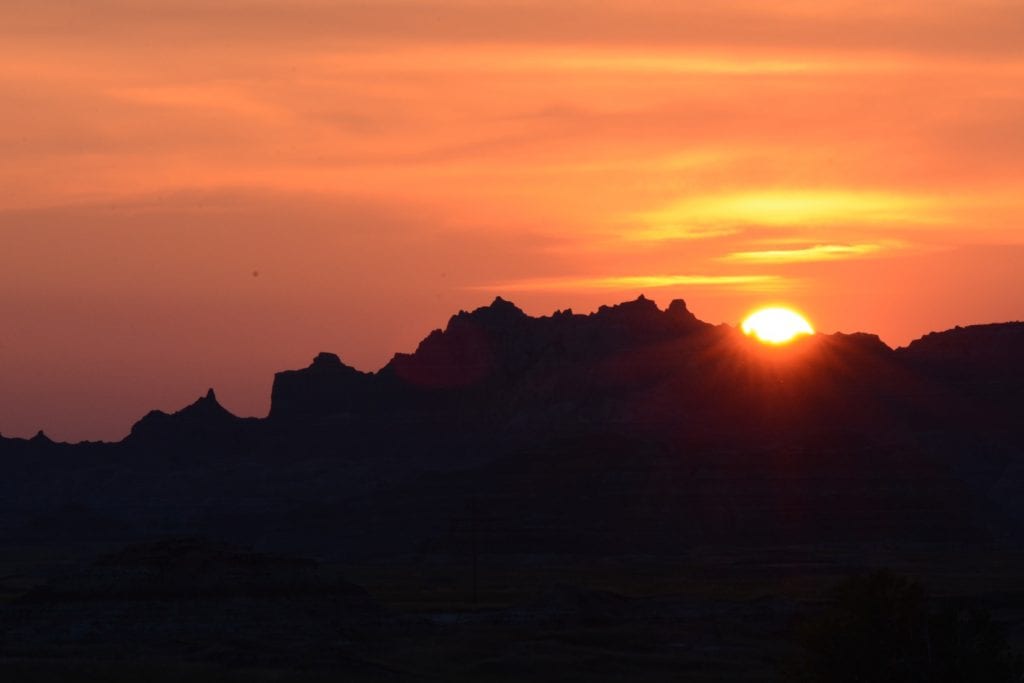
[637,191,944,237]
[318,48,856,76]
[468,274,786,293]
[722,242,899,263]
[105,85,286,122]
[623,225,742,242]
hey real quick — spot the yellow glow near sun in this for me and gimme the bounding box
[637,191,942,239]
[741,307,815,344]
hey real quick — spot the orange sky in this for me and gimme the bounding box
[2,1,1023,441]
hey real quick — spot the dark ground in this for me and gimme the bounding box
[3,540,1023,681]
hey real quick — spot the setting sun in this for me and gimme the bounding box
[741,307,815,345]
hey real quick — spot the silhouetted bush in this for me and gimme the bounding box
[784,570,1022,682]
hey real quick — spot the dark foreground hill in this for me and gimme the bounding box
[2,296,1024,558]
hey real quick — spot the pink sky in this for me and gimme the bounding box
[2,1,1023,441]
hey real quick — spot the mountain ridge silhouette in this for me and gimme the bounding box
[6,296,1021,444]
[1,295,1023,558]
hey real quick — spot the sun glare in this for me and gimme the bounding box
[741,307,815,345]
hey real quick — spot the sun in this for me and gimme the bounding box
[741,306,815,345]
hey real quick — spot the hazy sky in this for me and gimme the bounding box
[3,1,1023,441]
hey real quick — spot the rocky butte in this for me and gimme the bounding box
[1,296,1023,557]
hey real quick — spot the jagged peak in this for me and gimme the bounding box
[453,296,526,320]
[442,297,528,335]
[185,388,224,412]
[596,294,660,315]
[30,429,53,444]
[146,388,233,423]
[667,298,691,316]
[488,295,523,312]
[127,388,240,442]
[902,321,1024,349]
[271,352,365,386]
[827,331,893,354]
[311,351,344,368]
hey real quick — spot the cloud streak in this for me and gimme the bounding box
[722,242,897,263]
[6,2,1024,58]
[468,274,786,293]
[638,191,945,236]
